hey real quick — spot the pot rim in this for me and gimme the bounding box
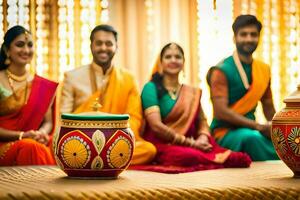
[61,113,129,121]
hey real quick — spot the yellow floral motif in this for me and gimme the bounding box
[272,128,287,155]
[61,136,91,168]
[287,127,300,156]
[107,136,132,168]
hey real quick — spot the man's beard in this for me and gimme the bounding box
[236,42,258,56]
[95,59,112,67]
[93,52,115,68]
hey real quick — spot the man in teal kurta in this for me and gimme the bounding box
[207,15,278,161]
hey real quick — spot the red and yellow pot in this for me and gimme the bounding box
[53,113,134,178]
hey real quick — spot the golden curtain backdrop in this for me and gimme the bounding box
[0,0,104,81]
[0,0,299,116]
[108,0,199,87]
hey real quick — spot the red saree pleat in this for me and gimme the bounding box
[0,139,55,165]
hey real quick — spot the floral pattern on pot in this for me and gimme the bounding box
[272,127,288,156]
[106,130,133,169]
[59,130,92,169]
[287,127,300,156]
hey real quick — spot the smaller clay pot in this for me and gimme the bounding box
[272,85,300,178]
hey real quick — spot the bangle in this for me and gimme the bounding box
[184,137,190,146]
[19,131,24,140]
[172,134,180,144]
[178,135,185,145]
[168,128,177,144]
[183,137,195,147]
[172,134,185,145]
[39,129,47,134]
[198,131,210,136]
[171,134,177,144]
[189,138,196,147]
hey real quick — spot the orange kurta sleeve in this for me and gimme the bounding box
[209,69,228,98]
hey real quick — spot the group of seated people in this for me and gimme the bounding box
[0,14,279,172]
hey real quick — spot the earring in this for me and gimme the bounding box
[4,57,10,65]
[179,70,186,84]
[182,69,186,79]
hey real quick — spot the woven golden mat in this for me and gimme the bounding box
[0,161,299,200]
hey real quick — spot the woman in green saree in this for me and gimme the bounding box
[134,43,251,173]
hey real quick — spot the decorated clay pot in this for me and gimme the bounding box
[272,85,300,178]
[53,113,135,178]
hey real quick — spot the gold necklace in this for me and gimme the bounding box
[166,84,181,100]
[6,71,28,103]
[6,69,28,82]
[168,90,177,100]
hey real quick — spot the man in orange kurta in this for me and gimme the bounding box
[60,25,156,165]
